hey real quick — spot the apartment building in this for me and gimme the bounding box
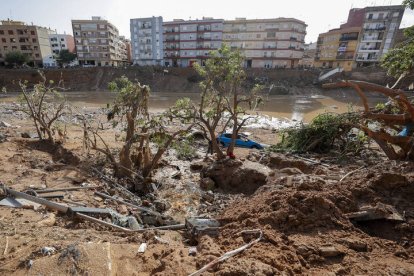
[223,18,307,68]
[356,5,404,66]
[299,42,317,67]
[130,16,163,66]
[314,27,361,71]
[163,18,224,67]
[72,16,127,66]
[43,33,76,67]
[0,20,55,66]
[49,34,75,54]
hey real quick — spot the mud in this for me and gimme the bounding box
[0,99,413,275]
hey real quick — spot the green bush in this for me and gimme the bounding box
[271,112,361,154]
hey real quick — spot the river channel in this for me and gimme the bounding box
[1,90,387,123]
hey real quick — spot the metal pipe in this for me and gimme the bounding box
[75,212,185,232]
[94,191,161,217]
[3,186,69,213]
[35,186,99,194]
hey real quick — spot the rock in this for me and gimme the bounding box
[117,204,129,214]
[40,246,56,256]
[0,133,6,143]
[138,243,147,253]
[319,246,344,257]
[0,121,11,128]
[341,239,368,252]
[127,216,142,230]
[201,159,270,194]
[190,161,206,171]
[21,132,35,138]
[201,191,215,203]
[154,200,171,212]
[279,167,304,175]
[200,177,215,191]
[37,213,56,227]
[189,246,197,256]
[267,153,313,173]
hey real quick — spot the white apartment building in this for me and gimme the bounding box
[130,16,163,66]
[163,18,224,67]
[223,18,307,68]
[356,5,404,65]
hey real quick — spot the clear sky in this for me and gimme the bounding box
[1,0,413,43]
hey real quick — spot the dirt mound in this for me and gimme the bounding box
[201,159,270,194]
[19,139,80,165]
[194,161,414,275]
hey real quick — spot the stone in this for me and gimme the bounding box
[37,213,56,227]
[190,161,205,171]
[319,246,344,257]
[154,200,171,212]
[200,177,215,191]
[21,132,35,138]
[279,167,303,175]
[267,153,313,173]
[117,204,129,214]
[0,121,11,128]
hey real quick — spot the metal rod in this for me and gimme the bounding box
[75,212,185,232]
[94,191,161,217]
[91,168,142,204]
[3,186,69,213]
[35,186,99,194]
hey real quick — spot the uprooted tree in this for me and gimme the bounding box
[169,44,262,160]
[323,80,414,160]
[18,71,69,143]
[83,76,193,180]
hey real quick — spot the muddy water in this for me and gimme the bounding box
[0,90,386,123]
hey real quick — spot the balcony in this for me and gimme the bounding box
[165,29,179,33]
[197,27,211,32]
[197,36,211,40]
[289,37,297,41]
[363,26,386,31]
[165,37,178,42]
[339,36,358,41]
[288,46,296,50]
[359,47,381,51]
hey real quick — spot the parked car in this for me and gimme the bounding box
[217,133,264,149]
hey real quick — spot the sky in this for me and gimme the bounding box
[1,0,413,43]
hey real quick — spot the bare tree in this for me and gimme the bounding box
[18,71,68,143]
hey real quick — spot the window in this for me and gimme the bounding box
[0,30,3,35]
[61,38,64,41]
[32,38,37,43]
[12,46,17,50]
[368,14,373,19]
[35,54,40,58]
[61,44,66,47]
[8,30,13,35]
[10,38,16,43]
[30,31,35,35]
[34,46,38,50]
[19,38,26,43]
[256,34,261,39]
[3,46,8,50]
[1,38,5,43]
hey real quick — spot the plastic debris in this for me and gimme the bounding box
[138,243,147,253]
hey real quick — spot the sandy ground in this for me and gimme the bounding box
[0,101,413,275]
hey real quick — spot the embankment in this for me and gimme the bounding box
[0,67,399,94]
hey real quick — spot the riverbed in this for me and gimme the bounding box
[0,90,386,123]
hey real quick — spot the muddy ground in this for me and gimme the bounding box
[0,101,413,275]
